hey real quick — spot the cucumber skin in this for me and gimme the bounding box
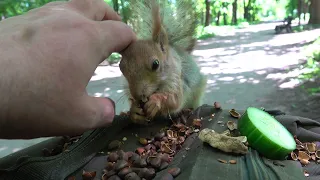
[238,108,293,160]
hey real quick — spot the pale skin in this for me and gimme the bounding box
[0,0,136,139]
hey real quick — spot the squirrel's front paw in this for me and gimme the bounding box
[129,104,150,125]
[144,93,167,118]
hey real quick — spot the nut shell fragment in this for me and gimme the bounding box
[227,121,237,131]
[68,176,76,180]
[298,151,310,161]
[106,175,121,180]
[300,159,310,165]
[139,138,148,145]
[218,159,227,163]
[82,170,96,180]
[290,151,298,161]
[296,144,305,150]
[108,152,119,162]
[159,173,174,180]
[214,102,221,109]
[124,172,140,180]
[306,142,317,153]
[229,160,237,164]
[167,167,181,178]
[192,119,202,128]
[229,109,241,118]
[136,147,146,155]
[114,160,129,171]
[155,131,166,140]
[118,168,133,178]
[160,142,174,154]
[316,150,320,158]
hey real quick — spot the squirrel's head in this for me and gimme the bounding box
[119,31,170,104]
[119,1,171,104]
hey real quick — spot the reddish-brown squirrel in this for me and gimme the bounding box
[119,0,207,125]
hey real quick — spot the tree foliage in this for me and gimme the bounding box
[0,0,319,28]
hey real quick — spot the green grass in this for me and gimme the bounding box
[102,53,122,65]
[298,36,320,94]
[196,25,216,40]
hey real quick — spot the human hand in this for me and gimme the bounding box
[0,0,136,139]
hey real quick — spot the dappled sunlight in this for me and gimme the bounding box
[84,24,320,115]
[12,148,22,153]
[266,66,311,81]
[196,28,320,78]
[0,146,8,152]
[255,70,267,75]
[116,90,124,93]
[218,76,234,81]
[278,79,301,89]
[90,65,122,81]
[207,79,217,84]
[94,92,103,97]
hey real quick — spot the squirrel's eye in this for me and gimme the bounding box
[152,59,160,71]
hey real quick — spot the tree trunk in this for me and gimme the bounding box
[252,8,256,22]
[216,11,221,26]
[243,0,251,21]
[112,0,119,13]
[232,0,237,25]
[298,0,302,25]
[243,0,247,19]
[308,0,320,24]
[303,0,308,21]
[223,13,227,25]
[204,0,211,26]
[222,2,228,25]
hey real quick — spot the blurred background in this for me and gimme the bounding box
[0,0,319,158]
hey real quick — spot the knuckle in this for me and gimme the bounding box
[71,19,99,41]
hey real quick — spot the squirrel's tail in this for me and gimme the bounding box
[129,0,198,52]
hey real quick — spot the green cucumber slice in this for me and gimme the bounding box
[238,107,296,160]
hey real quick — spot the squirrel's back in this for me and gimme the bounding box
[129,0,198,53]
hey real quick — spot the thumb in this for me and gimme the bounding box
[97,20,136,60]
[81,96,116,130]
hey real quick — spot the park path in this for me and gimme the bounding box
[88,22,320,112]
[1,22,320,158]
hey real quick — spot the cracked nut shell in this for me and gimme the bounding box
[124,172,141,180]
[118,167,133,179]
[167,167,181,177]
[114,160,129,171]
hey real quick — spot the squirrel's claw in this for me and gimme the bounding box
[130,113,150,125]
[129,104,150,125]
[144,96,162,118]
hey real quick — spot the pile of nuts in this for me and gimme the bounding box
[79,108,206,180]
[288,136,320,166]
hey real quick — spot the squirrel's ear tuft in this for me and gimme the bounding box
[151,1,168,52]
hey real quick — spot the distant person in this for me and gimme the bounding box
[0,0,136,139]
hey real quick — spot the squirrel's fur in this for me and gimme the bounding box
[119,0,207,125]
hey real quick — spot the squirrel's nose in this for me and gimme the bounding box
[141,94,148,103]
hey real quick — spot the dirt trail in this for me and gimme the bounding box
[88,22,320,114]
[0,23,319,158]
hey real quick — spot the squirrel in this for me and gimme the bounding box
[119,0,207,125]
